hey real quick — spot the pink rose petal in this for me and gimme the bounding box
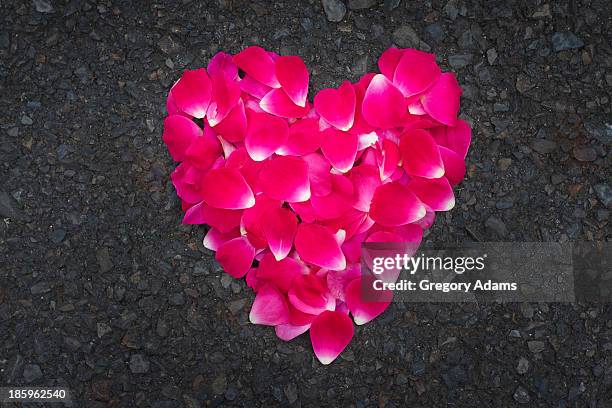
[200,168,255,209]
[378,47,404,80]
[408,176,455,211]
[438,146,466,186]
[216,236,256,278]
[288,274,334,315]
[430,119,471,158]
[320,127,359,173]
[348,164,381,212]
[277,118,322,156]
[310,174,355,220]
[421,72,461,126]
[249,284,290,326]
[171,69,212,118]
[241,195,281,249]
[239,75,272,99]
[275,55,309,107]
[303,152,332,196]
[208,51,238,80]
[310,310,354,365]
[345,277,392,325]
[206,71,241,126]
[399,129,445,179]
[262,207,298,261]
[294,223,346,270]
[245,109,289,161]
[202,227,240,252]
[163,115,202,162]
[259,88,310,118]
[393,48,440,97]
[213,99,247,143]
[183,201,242,233]
[361,74,407,129]
[369,182,426,226]
[314,81,356,131]
[257,253,304,292]
[233,46,280,88]
[259,156,311,202]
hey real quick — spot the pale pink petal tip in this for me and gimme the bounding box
[275,55,309,107]
[294,224,346,270]
[259,156,311,202]
[361,74,407,129]
[310,310,354,365]
[171,69,212,119]
[201,168,255,210]
[421,72,462,126]
[233,46,280,88]
[400,129,445,179]
[393,48,441,97]
[345,278,392,325]
[249,284,290,326]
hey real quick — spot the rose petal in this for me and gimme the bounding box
[378,47,404,80]
[345,277,392,325]
[245,109,289,161]
[314,81,356,131]
[407,176,455,211]
[320,127,359,173]
[310,174,355,220]
[206,71,241,126]
[249,284,290,326]
[378,138,401,180]
[303,152,332,196]
[213,99,247,143]
[163,115,202,161]
[277,118,322,156]
[369,182,426,226]
[183,201,242,232]
[184,127,222,170]
[430,119,471,158]
[239,75,272,99]
[202,227,240,251]
[421,72,461,126]
[275,323,311,341]
[393,48,440,97]
[208,51,238,80]
[288,274,333,315]
[171,163,205,203]
[262,207,298,260]
[241,194,281,249]
[171,69,212,118]
[201,168,255,209]
[310,310,354,365]
[233,46,280,88]
[399,129,445,179]
[348,164,381,212]
[295,223,346,270]
[275,55,309,107]
[258,254,304,292]
[327,264,362,302]
[259,156,311,202]
[289,201,317,223]
[216,236,256,278]
[438,146,466,186]
[361,74,407,129]
[259,88,310,118]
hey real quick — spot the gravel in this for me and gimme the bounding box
[1,0,610,406]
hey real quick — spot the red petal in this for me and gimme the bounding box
[310,174,355,220]
[259,156,311,202]
[258,254,304,292]
[275,56,309,107]
[171,163,205,203]
[431,120,471,158]
[163,115,202,161]
[438,146,466,186]
[310,311,354,365]
[245,110,289,161]
[362,74,407,129]
[303,152,332,196]
[213,99,247,143]
[239,75,272,99]
[184,128,222,170]
[345,277,392,325]
[288,274,332,315]
[259,88,310,118]
[320,127,359,173]
[241,195,281,249]
[277,118,322,156]
[203,227,240,251]
[393,49,440,97]
[275,323,311,341]
[421,72,461,126]
[399,129,445,179]
[369,182,426,226]
[171,69,212,118]
[215,236,256,278]
[378,47,404,80]
[166,86,190,118]
[200,168,255,209]
[233,46,280,88]
[289,201,317,223]
[206,71,241,126]
[183,201,242,232]
[348,164,381,212]
[207,51,237,80]
[314,81,356,131]
[262,207,298,260]
[378,138,401,180]
[408,176,455,211]
[294,224,346,270]
[327,264,362,301]
[249,284,290,326]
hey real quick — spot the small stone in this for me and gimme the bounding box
[322,0,346,22]
[7,127,19,137]
[21,115,33,125]
[443,0,458,20]
[169,293,185,306]
[225,387,238,401]
[584,121,612,144]
[284,383,298,403]
[498,158,512,171]
[158,35,182,55]
[49,229,66,243]
[5,355,24,384]
[531,4,551,18]
[530,139,557,154]
[0,191,21,219]
[129,354,150,374]
[228,298,247,315]
[528,341,545,353]
[516,75,535,93]
[552,32,584,52]
[509,330,521,338]
[594,184,612,207]
[31,281,51,295]
[448,54,472,69]
[424,23,445,43]
[572,146,597,162]
[596,209,609,221]
[33,0,54,13]
[97,322,112,338]
[384,0,401,11]
[393,25,430,51]
[22,364,43,383]
[485,216,507,238]
[517,357,530,374]
[348,0,377,10]
[211,375,227,395]
[96,248,113,273]
[487,48,498,64]
[513,386,530,404]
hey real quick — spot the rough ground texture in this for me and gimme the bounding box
[1,0,611,406]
